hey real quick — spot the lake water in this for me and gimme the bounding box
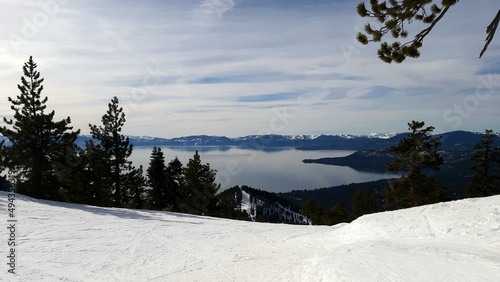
[130,146,397,193]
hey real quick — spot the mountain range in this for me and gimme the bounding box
[0,130,493,151]
[65,130,488,151]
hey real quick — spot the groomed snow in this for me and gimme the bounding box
[1,192,499,281]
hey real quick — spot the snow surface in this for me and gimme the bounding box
[367,132,398,139]
[1,192,499,281]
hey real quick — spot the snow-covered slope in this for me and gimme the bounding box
[239,189,310,224]
[1,192,499,281]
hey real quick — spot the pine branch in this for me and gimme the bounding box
[413,6,451,45]
[480,9,500,58]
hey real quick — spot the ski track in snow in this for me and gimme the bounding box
[0,192,499,281]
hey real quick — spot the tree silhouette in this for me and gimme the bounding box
[465,129,500,197]
[0,56,79,199]
[180,150,219,214]
[146,147,168,210]
[356,1,499,63]
[383,121,445,208]
[86,96,144,207]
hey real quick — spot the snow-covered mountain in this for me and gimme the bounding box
[366,132,398,139]
[2,191,499,281]
[2,130,489,151]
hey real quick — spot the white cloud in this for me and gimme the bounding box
[194,0,237,27]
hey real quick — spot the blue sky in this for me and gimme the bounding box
[0,0,499,138]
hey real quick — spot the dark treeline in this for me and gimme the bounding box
[0,57,219,216]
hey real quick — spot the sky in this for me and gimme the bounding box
[0,0,499,138]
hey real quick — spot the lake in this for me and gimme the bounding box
[130,146,397,193]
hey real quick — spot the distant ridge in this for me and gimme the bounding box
[77,130,490,151]
[1,130,492,151]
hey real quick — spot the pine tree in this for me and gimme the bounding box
[166,156,183,211]
[180,150,220,214]
[86,96,144,207]
[351,190,380,220]
[0,56,80,199]
[465,129,500,197]
[301,199,322,225]
[356,1,499,62]
[0,140,6,188]
[125,165,146,209]
[330,201,348,225]
[57,145,89,204]
[74,143,113,207]
[146,147,168,210]
[383,121,445,209]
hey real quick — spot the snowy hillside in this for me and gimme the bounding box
[1,192,499,281]
[239,188,310,224]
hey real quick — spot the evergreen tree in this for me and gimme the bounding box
[383,121,445,209]
[351,190,380,220]
[180,150,219,214]
[166,156,184,211]
[303,199,349,225]
[465,129,500,197]
[124,165,146,209]
[78,143,113,206]
[146,147,168,210]
[0,140,6,188]
[319,209,334,225]
[356,1,499,62]
[57,145,89,204]
[330,201,349,225]
[86,96,144,207]
[301,199,322,225]
[0,56,80,199]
